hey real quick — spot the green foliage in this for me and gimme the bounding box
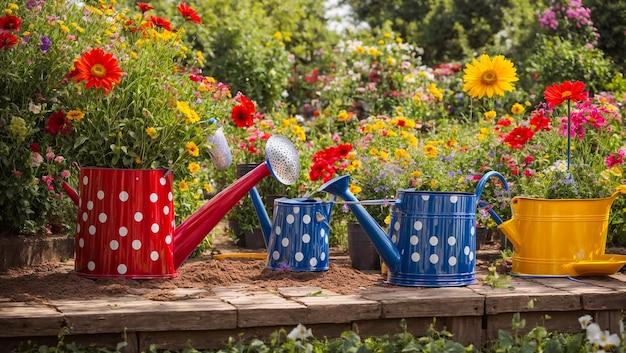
[523,35,615,96]
[586,0,626,73]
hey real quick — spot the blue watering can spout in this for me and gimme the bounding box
[319,175,402,271]
[249,186,272,246]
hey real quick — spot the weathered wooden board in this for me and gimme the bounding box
[0,302,64,337]
[473,278,580,314]
[290,293,381,323]
[52,297,237,334]
[218,290,307,328]
[360,286,483,318]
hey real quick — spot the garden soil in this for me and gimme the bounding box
[0,227,552,304]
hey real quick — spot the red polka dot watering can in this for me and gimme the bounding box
[62,135,301,279]
[319,171,508,287]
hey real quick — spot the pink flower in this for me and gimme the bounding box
[61,170,71,178]
[54,155,64,163]
[30,152,43,167]
[41,175,54,191]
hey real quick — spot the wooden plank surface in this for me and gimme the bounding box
[359,286,484,318]
[472,278,580,314]
[52,297,237,334]
[0,302,64,337]
[217,289,307,328]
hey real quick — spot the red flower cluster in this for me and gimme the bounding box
[308,144,353,182]
[502,126,534,149]
[177,3,202,24]
[231,95,256,128]
[0,15,21,50]
[45,110,72,135]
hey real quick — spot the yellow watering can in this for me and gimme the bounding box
[482,190,626,276]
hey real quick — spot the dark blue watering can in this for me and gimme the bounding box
[319,171,508,286]
[250,188,335,271]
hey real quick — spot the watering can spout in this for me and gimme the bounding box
[62,181,80,206]
[249,186,272,246]
[319,175,401,270]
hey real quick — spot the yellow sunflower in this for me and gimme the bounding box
[462,54,518,99]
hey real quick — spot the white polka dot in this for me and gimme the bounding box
[470,226,475,236]
[421,195,430,201]
[469,252,474,261]
[464,246,470,255]
[163,205,170,215]
[150,193,158,203]
[168,192,173,201]
[110,240,119,250]
[429,236,438,246]
[293,207,300,214]
[449,195,458,203]
[79,238,85,248]
[281,238,290,247]
[414,221,423,231]
[88,225,96,235]
[272,251,280,260]
[448,237,456,246]
[82,212,88,222]
[97,190,105,200]
[325,236,328,244]
[410,235,419,245]
[411,252,420,262]
[87,201,94,210]
[302,234,311,243]
[394,221,401,231]
[165,235,172,244]
[448,256,457,266]
[134,212,143,222]
[117,264,127,274]
[98,213,107,223]
[119,226,128,237]
[320,229,326,237]
[87,261,95,271]
[82,176,89,185]
[302,214,311,224]
[295,252,304,262]
[286,214,295,224]
[160,177,166,186]
[150,251,159,261]
[310,258,318,266]
[430,254,439,264]
[119,191,129,202]
[320,252,326,261]
[132,240,142,250]
[275,226,282,235]
[151,223,159,233]
[391,234,397,243]
[76,224,80,233]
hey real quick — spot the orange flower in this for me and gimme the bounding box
[73,48,123,94]
[543,81,588,109]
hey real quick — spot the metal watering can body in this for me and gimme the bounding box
[250,188,334,271]
[319,171,508,287]
[487,192,626,276]
[61,135,302,279]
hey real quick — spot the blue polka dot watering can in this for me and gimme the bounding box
[319,171,508,287]
[250,188,334,271]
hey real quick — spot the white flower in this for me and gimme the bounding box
[28,102,41,114]
[597,330,621,350]
[586,323,602,343]
[287,323,313,340]
[578,314,593,329]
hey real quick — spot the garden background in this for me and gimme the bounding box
[1,0,626,252]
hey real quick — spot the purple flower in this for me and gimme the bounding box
[40,36,51,53]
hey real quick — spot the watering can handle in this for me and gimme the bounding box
[474,171,509,226]
[475,171,509,202]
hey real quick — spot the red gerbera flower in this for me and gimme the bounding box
[529,109,551,132]
[177,3,202,24]
[136,2,154,13]
[0,32,17,49]
[0,15,22,32]
[45,110,72,135]
[148,16,172,31]
[230,105,255,128]
[543,80,588,109]
[239,95,256,112]
[503,126,535,149]
[73,48,123,94]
